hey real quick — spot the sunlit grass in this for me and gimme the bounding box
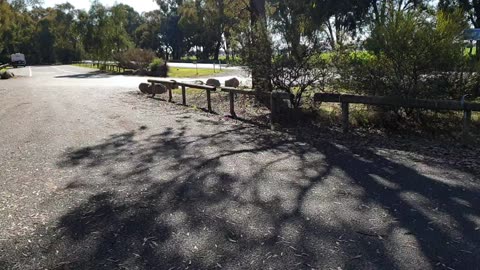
[72,64,224,78]
[168,68,223,78]
[171,88,206,95]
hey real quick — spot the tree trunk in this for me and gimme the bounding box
[224,30,231,62]
[249,0,272,97]
[214,40,221,61]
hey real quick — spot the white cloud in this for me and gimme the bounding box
[42,0,159,13]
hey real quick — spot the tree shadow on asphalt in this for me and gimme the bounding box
[7,119,480,269]
[54,71,113,79]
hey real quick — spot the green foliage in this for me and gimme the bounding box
[149,58,164,72]
[336,8,477,100]
[135,10,164,56]
[271,51,332,108]
[148,57,169,77]
[0,1,137,64]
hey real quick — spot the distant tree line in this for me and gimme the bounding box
[0,0,249,64]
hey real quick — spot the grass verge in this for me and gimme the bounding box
[72,64,223,78]
[172,88,205,95]
[169,68,224,78]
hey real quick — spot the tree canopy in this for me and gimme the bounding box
[0,0,474,65]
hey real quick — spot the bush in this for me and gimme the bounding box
[149,58,163,71]
[114,48,156,70]
[148,58,168,77]
[271,51,333,108]
[335,8,478,100]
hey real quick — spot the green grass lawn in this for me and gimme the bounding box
[73,63,222,78]
[168,68,223,78]
[171,88,206,95]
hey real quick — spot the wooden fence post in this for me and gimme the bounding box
[168,86,173,102]
[207,89,212,112]
[341,102,350,133]
[182,85,187,106]
[229,91,236,118]
[270,92,277,130]
[462,110,472,143]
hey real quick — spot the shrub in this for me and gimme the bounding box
[336,8,479,100]
[114,48,156,70]
[271,51,333,108]
[148,58,168,77]
[149,58,163,71]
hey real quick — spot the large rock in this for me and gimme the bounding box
[225,77,240,88]
[139,83,150,94]
[150,84,168,95]
[206,78,221,87]
[0,71,14,80]
[138,83,169,95]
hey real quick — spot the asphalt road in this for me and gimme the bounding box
[0,65,479,270]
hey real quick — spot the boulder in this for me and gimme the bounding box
[225,77,240,88]
[139,83,169,95]
[206,78,221,87]
[139,83,150,94]
[150,84,168,95]
[0,71,14,80]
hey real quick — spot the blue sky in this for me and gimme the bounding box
[42,0,159,13]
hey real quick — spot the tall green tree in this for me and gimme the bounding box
[135,10,164,55]
[439,0,480,27]
[155,0,189,60]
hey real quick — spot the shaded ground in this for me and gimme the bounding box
[0,65,479,270]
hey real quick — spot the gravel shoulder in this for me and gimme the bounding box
[0,66,479,270]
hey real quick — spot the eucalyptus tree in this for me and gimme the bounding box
[155,0,188,59]
[135,10,164,55]
[84,1,133,62]
[115,4,144,40]
[177,0,240,60]
[52,3,80,63]
[439,0,480,27]
[0,1,16,59]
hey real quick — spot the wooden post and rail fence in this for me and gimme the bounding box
[145,79,291,130]
[140,79,479,141]
[72,61,125,73]
[314,93,480,142]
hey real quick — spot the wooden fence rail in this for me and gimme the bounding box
[314,93,480,111]
[148,79,216,112]
[74,61,124,73]
[143,80,291,130]
[221,87,257,119]
[314,93,480,141]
